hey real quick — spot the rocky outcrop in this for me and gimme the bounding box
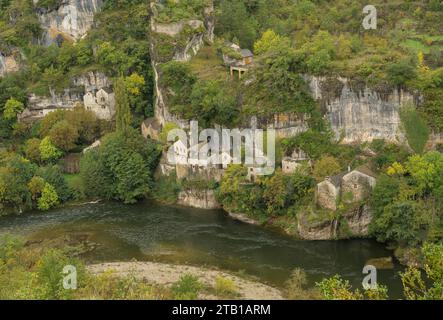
[19,88,84,122]
[0,51,20,77]
[177,189,221,209]
[297,205,373,240]
[72,71,111,91]
[36,0,103,45]
[305,75,418,144]
[19,71,113,122]
[149,0,214,127]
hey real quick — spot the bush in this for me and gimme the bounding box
[214,276,238,298]
[37,183,59,211]
[171,274,202,300]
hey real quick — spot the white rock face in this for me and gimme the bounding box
[0,52,20,77]
[177,189,221,209]
[150,0,215,127]
[305,75,417,144]
[19,71,114,121]
[37,0,103,45]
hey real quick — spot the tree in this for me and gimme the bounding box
[114,77,132,133]
[3,98,24,120]
[39,137,63,163]
[36,165,71,202]
[313,156,341,181]
[215,0,257,49]
[387,60,417,86]
[0,154,35,212]
[254,29,290,55]
[263,170,289,214]
[80,129,161,204]
[48,120,79,152]
[37,183,59,211]
[24,138,41,163]
[188,80,237,127]
[39,110,66,137]
[125,73,146,115]
[64,107,99,144]
[28,176,45,200]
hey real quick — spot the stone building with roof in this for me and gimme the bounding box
[316,166,377,211]
[222,42,254,79]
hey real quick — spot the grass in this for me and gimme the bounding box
[188,46,230,81]
[63,173,82,188]
[401,36,443,54]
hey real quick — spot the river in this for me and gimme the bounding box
[0,201,404,298]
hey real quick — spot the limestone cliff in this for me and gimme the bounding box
[35,0,103,45]
[149,0,214,128]
[305,75,419,144]
[0,51,20,77]
[19,71,113,122]
[177,189,221,209]
[297,205,373,240]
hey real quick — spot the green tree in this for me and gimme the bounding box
[254,29,290,55]
[36,165,72,202]
[28,176,45,200]
[37,183,59,211]
[80,129,161,204]
[48,120,79,152]
[3,98,24,120]
[0,154,35,212]
[313,156,341,181]
[39,137,63,163]
[24,138,41,163]
[114,77,132,133]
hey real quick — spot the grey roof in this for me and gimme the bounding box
[354,165,377,178]
[143,117,161,131]
[99,87,113,94]
[240,49,253,58]
[327,172,346,187]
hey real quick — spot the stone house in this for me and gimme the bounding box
[282,157,302,174]
[83,87,115,120]
[141,117,161,140]
[316,173,345,211]
[341,166,377,204]
[282,148,310,174]
[222,42,254,79]
[316,166,377,211]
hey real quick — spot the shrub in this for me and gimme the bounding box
[171,274,202,300]
[214,276,238,298]
[37,183,59,211]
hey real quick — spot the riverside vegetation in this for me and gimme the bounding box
[0,0,442,299]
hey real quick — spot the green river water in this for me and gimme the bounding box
[0,201,404,298]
